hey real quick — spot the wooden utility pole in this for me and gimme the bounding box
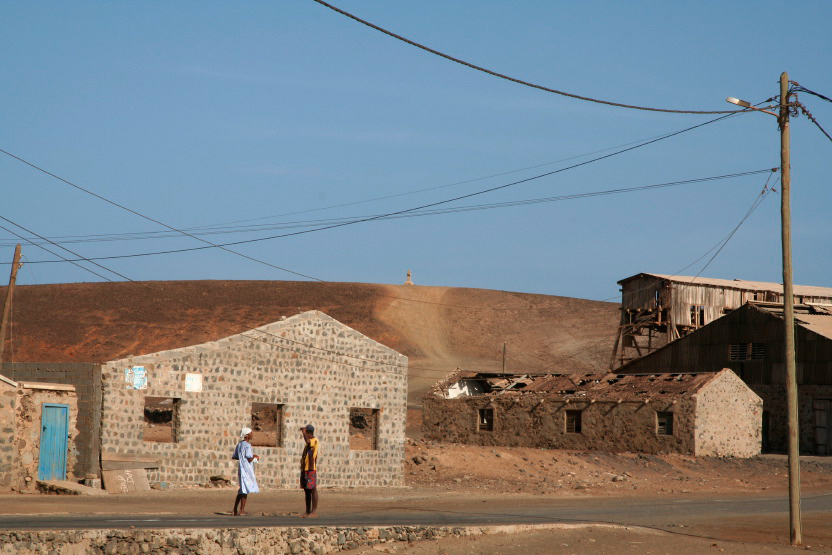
[0,244,23,363]
[501,343,506,372]
[780,71,802,546]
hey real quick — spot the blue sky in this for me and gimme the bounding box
[1,1,830,301]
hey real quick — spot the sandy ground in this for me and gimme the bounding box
[347,524,827,554]
[403,440,832,497]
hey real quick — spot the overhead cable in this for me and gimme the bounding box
[0,110,743,266]
[311,0,744,115]
[2,169,776,250]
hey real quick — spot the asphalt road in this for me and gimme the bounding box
[2,492,831,535]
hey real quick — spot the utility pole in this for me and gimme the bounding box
[780,71,802,546]
[727,73,802,545]
[501,343,506,372]
[0,244,23,364]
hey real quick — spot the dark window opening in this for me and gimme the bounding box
[478,408,494,432]
[565,410,582,434]
[690,305,705,326]
[143,397,180,443]
[729,343,767,361]
[761,410,770,451]
[657,411,674,435]
[349,407,379,450]
[250,403,283,447]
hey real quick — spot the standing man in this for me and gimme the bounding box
[300,424,318,518]
[232,427,259,516]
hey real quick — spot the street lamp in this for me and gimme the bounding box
[728,72,801,546]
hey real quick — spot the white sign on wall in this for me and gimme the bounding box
[124,366,147,390]
[185,373,203,393]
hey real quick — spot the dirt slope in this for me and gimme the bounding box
[1,280,618,402]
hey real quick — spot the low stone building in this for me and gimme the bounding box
[0,375,79,492]
[99,310,408,488]
[423,368,762,457]
[616,302,832,454]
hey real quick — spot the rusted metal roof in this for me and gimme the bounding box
[618,272,832,299]
[429,369,721,402]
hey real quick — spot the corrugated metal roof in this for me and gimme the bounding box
[618,272,832,298]
[795,314,832,341]
[753,304,832,341]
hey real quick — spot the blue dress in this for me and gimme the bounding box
[232,440,259,494]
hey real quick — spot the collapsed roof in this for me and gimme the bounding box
[429,369,723,403]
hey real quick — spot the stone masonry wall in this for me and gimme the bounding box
[14,386,79,491]
[2,362,101,479]
[693,370,762,458]
[0,381,16,491]
[752,384,832,454]
[0,525,475,554]
[100,311,408,488]
[422,394,696,455]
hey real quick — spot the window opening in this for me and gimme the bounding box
[250,403,283,447]
[565,410,582,434]
[349,407,379,450]
[478,408,494,432]
[657,411,674,435]
[143,397,180,443]
[690,305,705,326]
[729,343,766,360]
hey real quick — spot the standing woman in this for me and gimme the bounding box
[232,427,259,516]
[300,424,318,517]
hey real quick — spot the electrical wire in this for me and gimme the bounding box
[0,110,744,267]
[0,219,120,283]
[310,0,744,115]
[2,169,773,251]
[796,102,832,144]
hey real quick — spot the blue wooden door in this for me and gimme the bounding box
[38,404,69,481]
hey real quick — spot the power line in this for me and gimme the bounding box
[0,111,742,267]
[0,147,322,283]
[0,217,125,283]
[3,169,773,250]
[310,0,744,115]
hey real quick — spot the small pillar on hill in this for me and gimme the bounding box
[404,270,414,286]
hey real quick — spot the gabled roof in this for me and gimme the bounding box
[104,310,405,366]
[617,272,832,299]
[429,369,725,402]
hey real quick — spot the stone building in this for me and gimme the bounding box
[423,368,762,458]
[0,375,79,492]
[616,302,832,454]
[0,362,100,480]
[99,310,408,488]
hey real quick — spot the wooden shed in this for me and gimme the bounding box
[616,302,832,454]
[611,273,832,369]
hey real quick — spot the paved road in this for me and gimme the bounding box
[3,492,831,534]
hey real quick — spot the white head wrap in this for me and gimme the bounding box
[240,427,252,439]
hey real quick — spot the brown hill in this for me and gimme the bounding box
[1,280,618,404]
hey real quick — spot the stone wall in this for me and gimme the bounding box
[693,369,762,458]
[0,525,473,554]
[2,362,101,478]
[100,311,408,488]
[422,394,697,455]
[13,385,79,491]
[752,384,832,454]
[0,380,16,491]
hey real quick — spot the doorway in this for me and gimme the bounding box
[37,403,69,481]
[813,399,832,456]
